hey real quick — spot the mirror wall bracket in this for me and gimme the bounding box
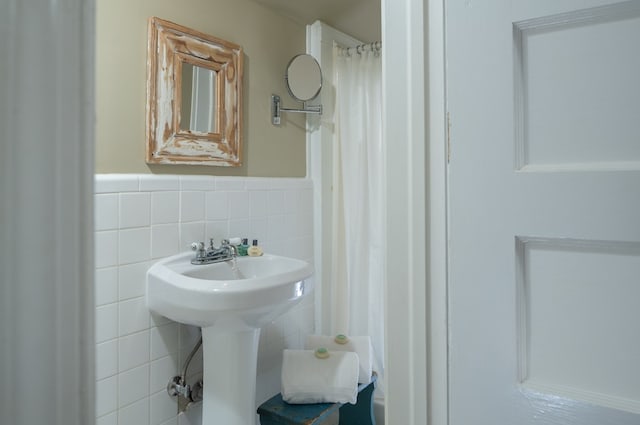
[271,94,322,126]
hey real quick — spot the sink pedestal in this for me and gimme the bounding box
[201,322,261,425]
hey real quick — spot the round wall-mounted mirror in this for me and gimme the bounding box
[285,54,322,102]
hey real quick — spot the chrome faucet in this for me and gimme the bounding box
[190,238,237,265]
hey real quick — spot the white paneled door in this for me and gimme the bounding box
[447,0,640,424]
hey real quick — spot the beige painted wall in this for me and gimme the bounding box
[96,0,307,176]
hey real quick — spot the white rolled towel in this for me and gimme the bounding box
[305,335,373,384]
[281,349,359,405]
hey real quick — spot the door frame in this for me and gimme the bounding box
[425,1,448,424]
[382,0,448,424]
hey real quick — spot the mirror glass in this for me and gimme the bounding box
[180,63,218,133]
[285,54,322,102]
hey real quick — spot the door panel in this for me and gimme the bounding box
[517,237,640,413]
[514,5,640,171]
[447,0,640,423]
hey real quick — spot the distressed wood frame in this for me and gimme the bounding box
[146,17,243,166]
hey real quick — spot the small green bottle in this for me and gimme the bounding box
[237,238,249,256]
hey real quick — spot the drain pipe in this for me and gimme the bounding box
[167,335,204,412]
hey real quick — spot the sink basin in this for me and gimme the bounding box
[147,251,314,327]
[146,251,314,425]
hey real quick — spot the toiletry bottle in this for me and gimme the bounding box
[247,239,263,257]
[228,237,241,255]
[238,238,249,256]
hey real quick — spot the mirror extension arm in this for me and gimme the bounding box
[271,94,322,126]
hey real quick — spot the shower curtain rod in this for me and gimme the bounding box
[337,41,382,55]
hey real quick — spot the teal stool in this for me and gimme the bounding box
[257,374,377,425]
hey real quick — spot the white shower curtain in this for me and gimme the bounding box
[331,44,384,388]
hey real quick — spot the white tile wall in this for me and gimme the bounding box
[94,174,315,425]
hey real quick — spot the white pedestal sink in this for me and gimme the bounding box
[146,252,313,425]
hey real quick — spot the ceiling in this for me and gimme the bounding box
[250,0,381,43]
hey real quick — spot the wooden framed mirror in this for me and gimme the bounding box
[146,17,243,166]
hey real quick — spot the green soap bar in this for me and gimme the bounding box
[315,347,330,359]
[334,334,349,344]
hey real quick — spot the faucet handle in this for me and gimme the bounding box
[191,242,206,258]
[191,242,206,259]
